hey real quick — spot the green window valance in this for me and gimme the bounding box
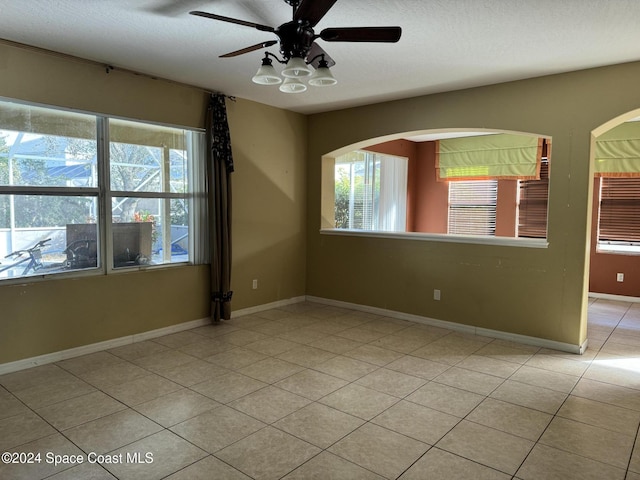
[595,121,640,177]
[436,134,543,182]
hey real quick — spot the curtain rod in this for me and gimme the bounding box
[0,38,233,100]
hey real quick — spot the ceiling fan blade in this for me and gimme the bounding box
[189,10,274,32]
[306,42,336,69]
[294,0,338,27]
[220,40,278,58]
[320,26,402,43]
[147,0,208,17]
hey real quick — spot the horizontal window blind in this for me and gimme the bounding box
[599,177,640,243]
[518,158,549,238]
[448,180,497,236]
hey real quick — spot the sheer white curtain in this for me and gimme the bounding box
[187,130,208,264]
[377,154,408,231]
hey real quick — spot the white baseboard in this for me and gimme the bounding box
[306,295,585,355]
[231,296,307,318]
[1,292,587,376]
[589,292,640,303]
[0,317,211,376]
[0,296,309,376]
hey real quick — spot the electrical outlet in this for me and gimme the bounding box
[252,279,258,289]
[433,289,441,301]
[617,273,624,282]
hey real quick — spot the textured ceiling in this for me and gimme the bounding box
[1,0,640,114]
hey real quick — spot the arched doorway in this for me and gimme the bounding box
[590,110,640,297]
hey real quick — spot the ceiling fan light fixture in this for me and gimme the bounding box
[308,59,337,87]
[191,1,402,95]
[281,57,312,78]
[252,56,282,85]
[279,77,307,93]
[308,68,337,87]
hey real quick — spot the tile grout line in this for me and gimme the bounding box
[2,300,640,479]
[0,323,541,478]
[510,299,635,478]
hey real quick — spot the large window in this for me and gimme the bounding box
[0,99,205,281]
[108,119,196,267]
[334,150,408,232]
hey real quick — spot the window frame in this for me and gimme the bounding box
[105,118,197,271]
[0,97,205,284]
[333,150,408,233]
[596,176,640,255]
[447,179,498,236]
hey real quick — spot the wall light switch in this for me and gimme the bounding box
[434,289,441,301]
[617,273,624,282]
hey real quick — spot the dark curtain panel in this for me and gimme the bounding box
[206,94,234,321]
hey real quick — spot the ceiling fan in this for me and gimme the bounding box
[190,0,402,93]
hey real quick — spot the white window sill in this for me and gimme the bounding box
[0,261,191,286]
[320,229,548,248]
[597,244,640,255]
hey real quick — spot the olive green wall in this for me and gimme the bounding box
[226,98,308,308]
[306,61,640,348]
[0,267,210,363]
[3,38,640,363]
[0,42,307,364]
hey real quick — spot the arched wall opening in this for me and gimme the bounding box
[589,108,640,299]
[320,128,552,247]
[305,63,640,354]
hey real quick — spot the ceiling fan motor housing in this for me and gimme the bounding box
[277,21,316,60]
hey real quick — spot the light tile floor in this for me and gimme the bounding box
[1,298,640,479]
